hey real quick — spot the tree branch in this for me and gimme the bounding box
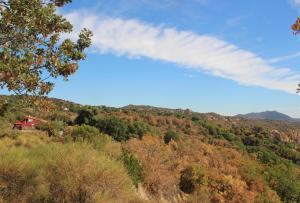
[0,0,9,9]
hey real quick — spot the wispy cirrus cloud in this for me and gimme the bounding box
[269,52,300,63]
[63,11,300,94]
[289,0,300,10]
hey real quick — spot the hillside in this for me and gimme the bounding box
[0,97,299,202]
[236,111,297,122]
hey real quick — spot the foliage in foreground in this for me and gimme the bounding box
[0,0,92,95]
[0,136,141,203]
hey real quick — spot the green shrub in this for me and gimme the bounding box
[35,122,49,131]
[264,164,300,202]
[198,121,221,136]
[232,139,246,151]
[221,132,236,141]
[0,129,20,139]
[164,130,180,144]
[257,148,281,165]
[121,150,143,187]
[70,124,100,141]
[276,144,300,164]
[242,136,261,146]
[128,121,151,139]
[69,124,110,150]
[68,103,81,113]
[252,126,268,137]
[97,117,129,142]
[51,120,65,131]
[191,116,200,122]
[179,165,208,194]
[49,111,72,123]
[74,107,98,126]
[0,117,20,139]
[37,121,65,137]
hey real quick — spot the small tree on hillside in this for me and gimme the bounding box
[97,117,129,142]
[164,130,180,144]
[75,107,98,126]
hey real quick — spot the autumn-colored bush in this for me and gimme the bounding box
[124,135,283,202]
[123,136,179,200]
[0,142,140,203]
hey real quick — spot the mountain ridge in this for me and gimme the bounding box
[236,110,300,122]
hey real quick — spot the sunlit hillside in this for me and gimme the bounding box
[0,96,299,202]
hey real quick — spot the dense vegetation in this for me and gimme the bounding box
[0,96,299,202]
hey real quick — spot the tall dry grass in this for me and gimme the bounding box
[0,137,142,203]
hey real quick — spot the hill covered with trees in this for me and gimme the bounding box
[236,111,297,122]
[0,96,299,203]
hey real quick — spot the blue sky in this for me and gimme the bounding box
[48,0,300,117]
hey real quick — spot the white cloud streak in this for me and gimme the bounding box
[290,0,300,9]
[269,52,300,63]
[64,11,300,94]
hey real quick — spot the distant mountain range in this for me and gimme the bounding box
[123,105,300,123]
[236,111,300,122]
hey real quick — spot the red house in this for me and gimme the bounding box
[13,116,40,130]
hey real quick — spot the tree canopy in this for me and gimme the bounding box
[0,0,92,95]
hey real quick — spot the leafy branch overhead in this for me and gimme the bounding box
[0,0,92,95]
[291,18,300,92]
[292,18,300,35]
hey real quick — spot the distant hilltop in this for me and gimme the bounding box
[122,104,193,114]
[2,95,299,123]
[236,111,300,122]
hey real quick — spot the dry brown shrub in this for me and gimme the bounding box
[124,136,180,200]
[0,141,140,203]
[123,134,281,203]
